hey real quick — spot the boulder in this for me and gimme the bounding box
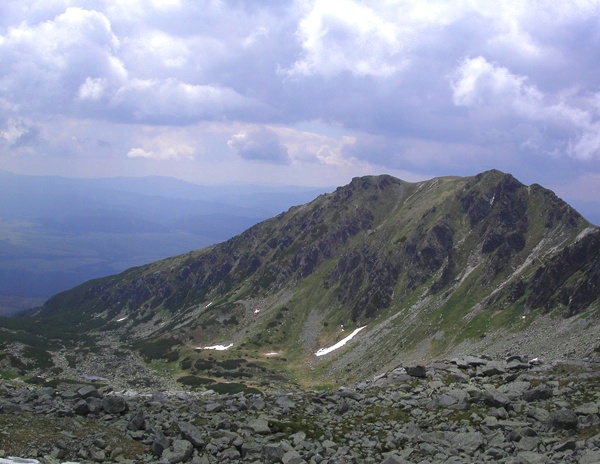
[178,421,205,448]
[547,410,578,431]
[405,365,427,378]
[152,429,170,457]
[101,395,128,414]
[162,439,193,464]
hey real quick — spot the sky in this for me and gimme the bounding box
[1,0,600,217]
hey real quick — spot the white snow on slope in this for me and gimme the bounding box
[197,343,233,351]
[116,316,127,322]
[315,326,366,357]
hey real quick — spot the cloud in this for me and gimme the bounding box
[449,56,600,160]
[1,0,600,206]
[0,4,267,125]
[286,0,402,77]
[228,127,290,164]
[0,118,42,151]
[450,56,542,111]
[0,7,123,109]
[126,133,195,160]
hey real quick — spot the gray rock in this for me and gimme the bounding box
[380,455,411,464]
[178,421,205,448]
[282,450,303,464]
[451,432,484,453]
[102,395,128,414]
[205,402,223,413]
[128,409,145,431]
[220,447,241,460]
[522,384,553,402]
[77,386,101,399]
[263,443,286,463]
[547,409,578,430]
[580,449,600,464]
[73,399,89,416]
[162,439,193,464]
[152,429,170,457]
[276,396,297,410]
[516,451,547,463]
[405,365,427,378]
[483,389,511,408]
[247,417,271,434]
[481,361,506,376]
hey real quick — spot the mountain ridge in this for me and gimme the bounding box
[2,169,599,389]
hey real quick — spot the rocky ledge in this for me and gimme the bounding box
[1,355,599,464]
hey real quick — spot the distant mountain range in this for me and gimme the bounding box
[0,170,327,315]
[5,170,597,390]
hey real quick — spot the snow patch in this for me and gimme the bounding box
[198,343,233,351]
[315,326,366,357]
[254,309,260,314]
[205,302,213,309]
[264,352,279,356]
[116,316,127,322]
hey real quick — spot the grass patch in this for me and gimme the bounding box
[177,375,215,388]
[132,337,179,362]
[210,382,261,395]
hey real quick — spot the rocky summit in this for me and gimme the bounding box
[1,355,599,463]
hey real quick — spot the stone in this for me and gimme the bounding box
[73,399,89,416]
[90,449,106,463]
[547,409,578,430]
[178,421,205,448]
[102,395,128,414]
[205,402,223,413]
[263,443,286,464]
[220,447,241,460]
[522,385,553,402]
[276,396,296,410]
[481,361,506,376]
[77,386,101,400]
[483,389,511,408]
[463,355,488,366]
[247,417,271,434]
[405,365,427,378]
[580,449,600,464]
[451,432,484,453]
[128,409,145,431]
[152,429,170,457]
[282,450,303,464]
[380,455,411,464]
[162,439,193,464]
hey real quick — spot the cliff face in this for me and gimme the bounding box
[16,170,600,384]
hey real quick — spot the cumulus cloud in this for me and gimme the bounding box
[0,118,42,151]
[228,127,290,164]
[1,0,600,201]
[126,133,195,160]
[449,56,600,159]
[286,0,402,77]
[0,7,123,108]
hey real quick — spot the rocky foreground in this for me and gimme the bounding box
[1,355,599,464]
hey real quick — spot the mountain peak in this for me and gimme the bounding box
[6,170,599,389]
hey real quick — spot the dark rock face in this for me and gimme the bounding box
[527,229,600,316]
